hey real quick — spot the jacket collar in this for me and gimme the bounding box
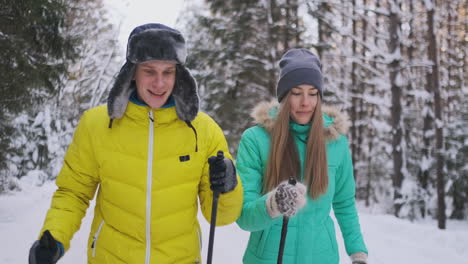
[250,100,350,141]
[125,101,179,125]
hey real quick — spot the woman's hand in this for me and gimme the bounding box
[266,180,307,218]
[351,252,368,264]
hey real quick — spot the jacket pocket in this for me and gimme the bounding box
[325,219,337,252]
[255,228,270,256]
[91,220,105,258]
[196,225,202,263]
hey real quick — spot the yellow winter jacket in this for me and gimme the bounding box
[40,102,243,263]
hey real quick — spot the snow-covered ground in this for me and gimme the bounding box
[1,180,467,264]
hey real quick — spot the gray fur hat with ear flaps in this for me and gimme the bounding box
[107,23,199,122]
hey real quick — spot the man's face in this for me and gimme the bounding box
[134,60,177,109]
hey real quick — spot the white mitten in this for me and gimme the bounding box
[266,180,307,218]
[351,252,368,264]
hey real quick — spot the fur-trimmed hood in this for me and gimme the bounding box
[250,100,350,141]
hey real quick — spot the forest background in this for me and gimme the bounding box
[0,0,466,230]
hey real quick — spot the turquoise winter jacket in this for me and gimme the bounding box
[236,101,368,264]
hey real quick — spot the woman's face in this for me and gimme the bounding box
[134,60,176,109]
[288,84,319,125]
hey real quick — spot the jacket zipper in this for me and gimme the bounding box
[91,220,105,257]
[145,110,155,264]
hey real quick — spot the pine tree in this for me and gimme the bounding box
[183,0,307,153]
[0,0,121,192]
[308,0,466,222]
[0,0,77,186]
[440,0,467,220]
[180,0,467,222]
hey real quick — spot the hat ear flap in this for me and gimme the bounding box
[172,64,199,121]
[108,61,136,119]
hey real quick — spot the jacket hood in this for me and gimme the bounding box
[250,100,350,141]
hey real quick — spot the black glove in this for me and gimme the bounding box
[29,230,63,264]
[208,150,237,193]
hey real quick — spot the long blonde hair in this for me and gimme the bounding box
[264,93,328,199]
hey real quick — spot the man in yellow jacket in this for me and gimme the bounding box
[28,23,243,264]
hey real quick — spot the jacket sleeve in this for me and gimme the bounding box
[235,128,278,232]
[198,117,243,226]
[332,136,368,256]
[40,111,100,251]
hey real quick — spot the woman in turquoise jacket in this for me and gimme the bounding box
[236,48,368,264]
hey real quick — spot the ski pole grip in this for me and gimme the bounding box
[216,150,224,159]
[288,177,296,186]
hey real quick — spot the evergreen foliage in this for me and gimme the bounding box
[0,0,77,111]
[0,0,121,192]
[183,0,308,153]
[182,0,467,222]
[0,0,77,174]
[1,0,466,223]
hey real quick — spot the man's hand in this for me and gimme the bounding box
[208,150,237,193]
[29,230,63,264]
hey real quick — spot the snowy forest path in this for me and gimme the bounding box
[1,182,467,264]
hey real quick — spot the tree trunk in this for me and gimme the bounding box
[316,2,332,59]
[267,0,278,97]
[284,0,290,50]
[388,0,404,217]
[418,0,433,218]
[425,3,445,229]
[361,0,372,205]
[350,0,359,179]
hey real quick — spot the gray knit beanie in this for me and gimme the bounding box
[276,48,323,102]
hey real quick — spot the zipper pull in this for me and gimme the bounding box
[91,237,96,248]
[148,111,154,122]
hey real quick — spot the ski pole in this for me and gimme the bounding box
[207,151,224,264]
[277,177,297,264]
[207,190,220,264]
